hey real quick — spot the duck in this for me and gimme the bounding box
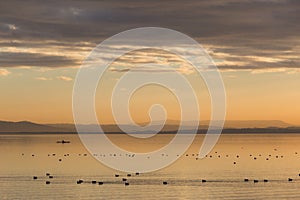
[56,140,70,144]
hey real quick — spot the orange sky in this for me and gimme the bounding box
[0,0,299,125]
[0,63,299,125]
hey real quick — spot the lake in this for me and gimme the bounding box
[1,133,300,199]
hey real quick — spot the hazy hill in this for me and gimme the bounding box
[0,120,296,133]
[0,121,66,132]
[201,120,292,128]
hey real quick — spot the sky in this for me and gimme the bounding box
[0,0,299,125]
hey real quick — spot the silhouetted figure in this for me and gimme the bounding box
[115,174,119,177]
[288,178,293,182]
[122,178,127,182]
[46,181,51,184]
[92,181,97,184]
[98,182,104,185]
[77,180,83,184]
[163,181,168,185]
[125,182,129,186]
[33,176,38,180]
[202,180,207,183]
[49,176,53,179]
[244,178,249,182]
[263,179,268,182]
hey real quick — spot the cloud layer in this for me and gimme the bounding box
[0,0,299,73]
[0,68,10,76]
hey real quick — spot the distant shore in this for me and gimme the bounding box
[1,127,300,134]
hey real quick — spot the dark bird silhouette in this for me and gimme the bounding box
[56,140,70,144]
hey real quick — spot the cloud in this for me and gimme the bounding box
[107,48,197,75]
[0,51,78,68]
[36,77,51,81]
[1,0,299,40]
[250,68,288,74]
[287,68,300,74]
[0,0,299,72]
[57,76,72,81]
[0,68,10,76]
[206,42,300,73]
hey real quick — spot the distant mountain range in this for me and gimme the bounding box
[0,120,299,133]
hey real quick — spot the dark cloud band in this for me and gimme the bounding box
[0,0,299,70]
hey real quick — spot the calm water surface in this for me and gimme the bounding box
[1,134,300,200]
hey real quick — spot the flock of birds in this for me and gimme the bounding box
[24,145,300,186]
[23,148,299,166]
[31,172,300,186]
